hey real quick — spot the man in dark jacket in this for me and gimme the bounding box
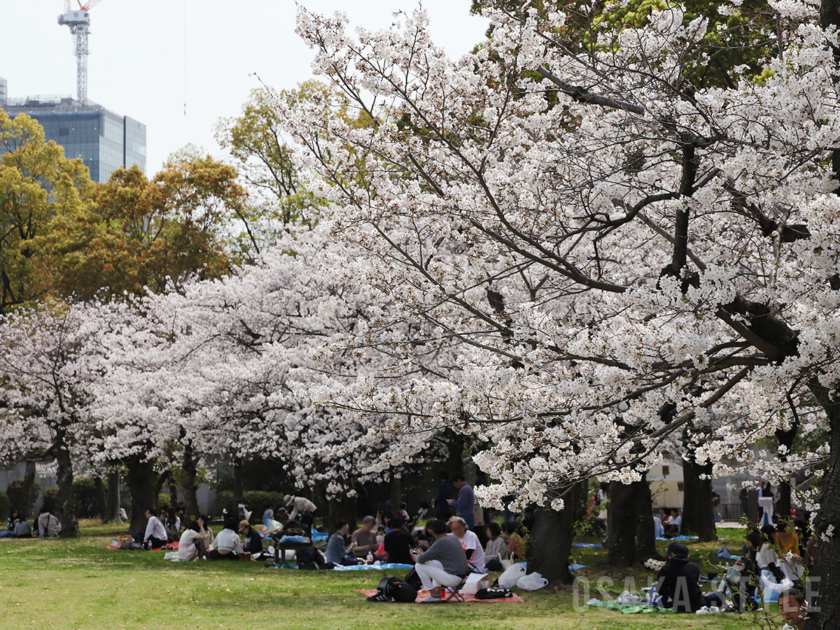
[656,544,725,612]
[434,471,451,519]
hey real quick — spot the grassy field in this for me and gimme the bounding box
[0,522,776,629]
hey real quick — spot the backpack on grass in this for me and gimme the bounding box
[367,576,417,603]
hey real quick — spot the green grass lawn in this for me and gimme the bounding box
[0,522,774,629]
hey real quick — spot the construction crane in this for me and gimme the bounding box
[58,0,105,105]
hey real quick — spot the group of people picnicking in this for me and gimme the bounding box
[0,507,61,539]
[650,518,814,626]
[320,471,536,576]
[130,494,319,562]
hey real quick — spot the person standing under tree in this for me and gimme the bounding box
[447,473,475,529]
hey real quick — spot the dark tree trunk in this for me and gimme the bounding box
[804,381,840,630]
[389,474,401,508]
[606,480,640,567]
[445,431,466,502]
[125,458,157,534]
[53,429,78,538]
[775,424,799,521]
[104,469,121,523]
[94,476,107,520]
[168,476,178,509]
[635,474,660,559]
[747,489,760,525]
[182,443,200,521]
[20,460,37,518]
[527,506,575,587]
[232,457,244,506]
[682,456,717,542]
[327,495,357,533]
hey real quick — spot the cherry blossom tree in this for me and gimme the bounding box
[279,0,840,602]
[0,302,105,538]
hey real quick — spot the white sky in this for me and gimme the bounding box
[1,0,487,175]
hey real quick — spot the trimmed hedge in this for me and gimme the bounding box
[0,490,10,523]
[5,478,42,517]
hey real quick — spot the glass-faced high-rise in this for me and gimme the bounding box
[0,79,146,183]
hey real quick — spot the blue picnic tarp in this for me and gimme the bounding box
[655,535,698,541]
[573,543,603,548]
[332,563,414,571]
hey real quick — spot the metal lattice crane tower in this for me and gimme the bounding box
[58,0,104,105]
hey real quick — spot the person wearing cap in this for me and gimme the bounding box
[208,517,242,560]
[284,495,317,522]
[240,520,263,556]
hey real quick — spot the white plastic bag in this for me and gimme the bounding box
[616,590,643,605]
[516,572,549,591]
[498,564,527,588]
[760,570,793,603]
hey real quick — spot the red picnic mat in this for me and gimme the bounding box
[358,589,525,604]
[104,542,179,550]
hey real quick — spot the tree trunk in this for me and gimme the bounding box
[682,456,717,542]
[94,476,107,520]
[635,473,660,559]
[775,424,799,521]
[168,475,178,509]
[182,442,200,521]
[445,431,466,503]
[53,429,79,538]
[232,457,244,506]
[804,381,840,630]
[104,469,121,523]
[327,495,357,533]
[125,458,157,534]
[527,506,575,587]
[606,480,639,567]
[389,474,401,508]
[20,460,37,518]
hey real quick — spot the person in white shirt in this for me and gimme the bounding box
[208,517,242,560]
[37,509,62,538]
[177,521,208,561]
[143,508,167,549]
[284,495,317,522]
[448,516,485,573]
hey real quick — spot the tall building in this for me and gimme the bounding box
[0,77,146,183]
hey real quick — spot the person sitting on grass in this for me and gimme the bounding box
[411,519,471,603]
[239,520,263,556]
[14,515,32,538]
[656,543,726,612]
[37,508,61,538]
[414,521,435,550]
[779,588,808,630]
[178,521,208,561]
[325,520,361,565]
[0,509,19,538]
[448,516,485,573]
[351,516,379,557]
[663,509,683,538]
[141,508,167,549]
[163,508,181,542]
[208,517,242,560]
[383,517,415,564]
[194,514,214,559]
[504,521,526,560]
[484,522,508,570]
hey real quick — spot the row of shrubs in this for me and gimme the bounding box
[0,477,107,522]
